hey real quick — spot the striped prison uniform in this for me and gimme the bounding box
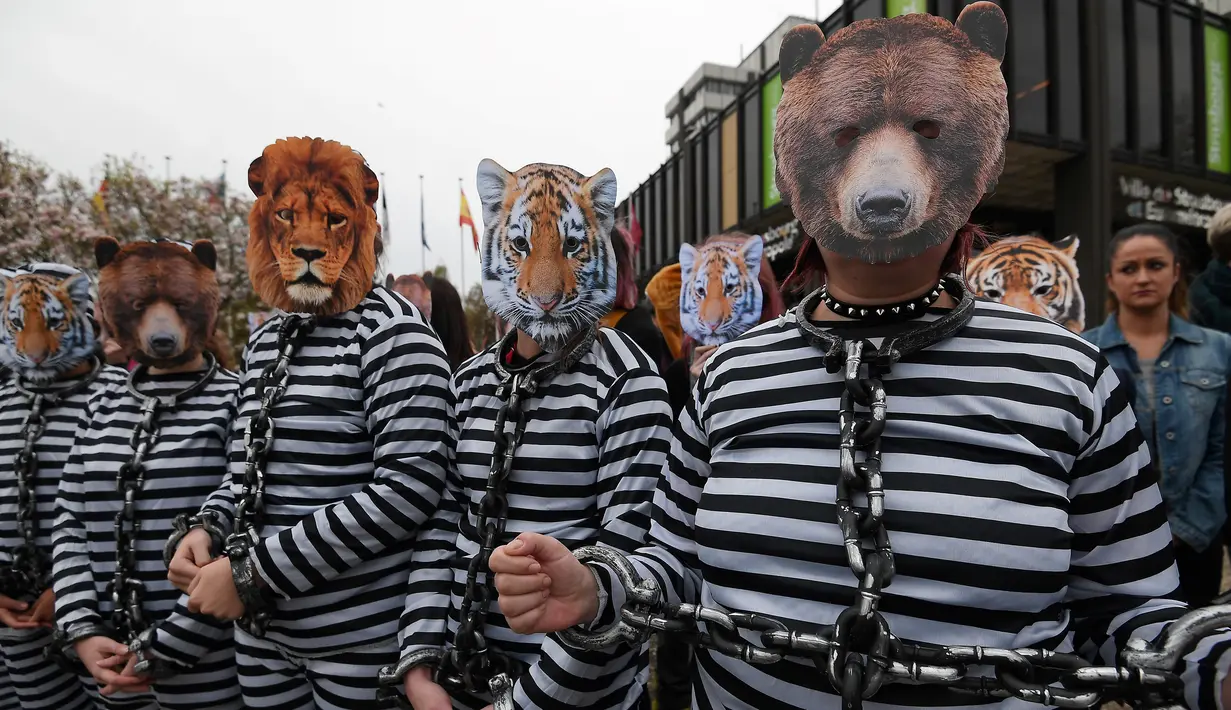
[399,327,672,709]
[53,367,243,709]
[0,365,126,709]
[198,288,452,710]
[589,301,1231,709]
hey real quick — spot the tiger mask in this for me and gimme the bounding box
[965,234,1085,332]
[679,234,766,346]
[476,159,618,352]
[247,137,381,316]
[0,263,98,385]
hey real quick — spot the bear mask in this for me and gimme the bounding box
[774,2,1008,265]
[95,237,222,370]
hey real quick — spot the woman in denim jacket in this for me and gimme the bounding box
[1084,223,1231,606]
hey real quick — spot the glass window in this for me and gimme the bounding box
[936,0,958,22]
[1173,14,1196,165]
[1108,0,1128,150]
[665,163,677,264]
[1055,0,1083,141]
[743,92,762,218]
[693,139,706,242]
[652,174,664,267]
[1136,1,1164,156]
[1010,0,1049,136]
[707,127,721,236]
[853,0,880,21]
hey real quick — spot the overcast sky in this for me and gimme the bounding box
[1,0,835,295]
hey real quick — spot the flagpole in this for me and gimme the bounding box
[419,174,425,274]
[459,178,465,292]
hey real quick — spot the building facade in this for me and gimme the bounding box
[620,0,1231,322]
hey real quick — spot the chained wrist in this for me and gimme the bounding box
[129,625,180,679]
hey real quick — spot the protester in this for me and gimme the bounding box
[423,273,474,371]
[487,8,1231,709]
[1084,223,1231,607]
[599,225,667,368]
[1190,202,1231,333]
[389,273,433,321]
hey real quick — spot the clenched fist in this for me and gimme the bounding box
[489,532,599,635]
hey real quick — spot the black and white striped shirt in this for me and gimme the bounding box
[52,366,239,667]
[399,328,672,709]
[202,288,452,655]
[0,365,127,603]
[593,300,1231,709]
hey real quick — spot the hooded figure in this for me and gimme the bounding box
[485,7,1231,710]
[0,262,123,709]
[388,160,671,710]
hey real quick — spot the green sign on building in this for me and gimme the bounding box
[1207,24,1231,173]
[762,73,784,209]
[887,0,928,16]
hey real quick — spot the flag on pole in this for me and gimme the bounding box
[628,200,643,253]
[208,169,226,207]
[420,180,430,253]
[91,178,108,214]
[460,187,479,251]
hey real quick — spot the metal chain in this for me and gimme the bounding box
[561,281,1224,709]
[378,327,597,709]
[111,353,218,647]
[226,314,316,638]
[1,357,103,601]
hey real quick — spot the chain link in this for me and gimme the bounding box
[226,315,316,638]
[378,328,596,709]
[1,358,102,601]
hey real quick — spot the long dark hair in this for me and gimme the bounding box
[424,274,474,371]
[1105,222,1189,319]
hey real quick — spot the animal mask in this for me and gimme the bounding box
[247,137,381,316]
[679,234,765,346]
[774,3,1008,264]
[966,235,1085,332]
[0,263,98,385]
[476,159,618,352]
[95,237,222,369]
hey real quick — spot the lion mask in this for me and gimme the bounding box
[247,137,381,316]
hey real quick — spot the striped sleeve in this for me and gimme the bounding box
[50,394,103,636]
[397,382,464,657]
[252,313,452,599]
[513,365,672,709]
[1066,358,1231,708]
[197,384,241,537]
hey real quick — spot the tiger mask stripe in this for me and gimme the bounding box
[0,265,98,384]
[965,234,1085,332]
[679,233,765,346]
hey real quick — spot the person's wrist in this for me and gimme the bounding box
[578,563,601,624]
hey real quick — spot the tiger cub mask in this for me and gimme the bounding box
[0,263,98,384]
[965,234,1085,332]
[679,234,765,346]
[476,159,617,352]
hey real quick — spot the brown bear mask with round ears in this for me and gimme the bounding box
[246,137,381,316]
[774,2,1008,265]
[94,237,230,370]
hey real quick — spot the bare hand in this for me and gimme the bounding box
[96,652,152,695]
[0,594,37,629]
[16,588,54,628]
[490,532,598,635]
[689,345,718,379]
[75,636,133,690]
[404,666,452,710]
[186,558,244,620]
[168,528,215,593]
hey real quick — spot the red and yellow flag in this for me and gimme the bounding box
[91,178,108,213]
[460,187,479,251]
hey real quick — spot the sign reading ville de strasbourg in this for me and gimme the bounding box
[1117,174,1230,229]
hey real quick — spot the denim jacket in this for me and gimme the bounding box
[1083,314,1230,551]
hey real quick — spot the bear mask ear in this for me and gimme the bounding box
[780,24,826,85]
[248,156,267,197]
[957,1,1008,64]
[95,236,121,269]
[191,240,218,271]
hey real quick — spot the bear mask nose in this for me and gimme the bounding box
[856,188,912,230]
[148,333,179,357]
[292,247,327,263]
